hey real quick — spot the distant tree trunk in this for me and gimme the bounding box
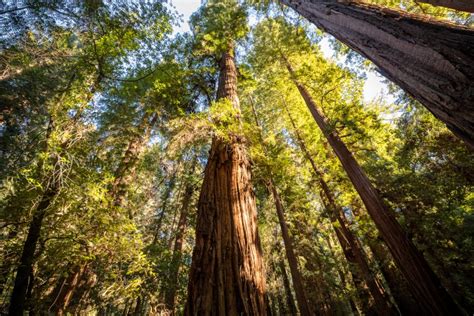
[152,172,178,245]
[283,57,463,315]
[365,234,422,315]
[250,94,311,316]
[267,180,313,316]
[164,157,197,313]
[54,264,86,316]
[277,260,298,316]
[419,0,474,12]
[281,0,474,148]
[111,112,158,213]
[184,46,266,315]
[8,184,58,316]
[133,296,142,315]
[324,236,361,315]
[304,252,334,315]
[285,108,395,315]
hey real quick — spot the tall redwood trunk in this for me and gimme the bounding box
[184,47,266,315]
[268,180,312,316]
[281,0,474,148]
[164,158,196,312]
[285,108,394,315]
[419,0,474,12]
[283,58,463,315]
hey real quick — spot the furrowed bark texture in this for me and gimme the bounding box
[268,180,312,316]
[281,0,474,148]
[184,48,266,315]
[419,0,474,12]
[284,59,464,315]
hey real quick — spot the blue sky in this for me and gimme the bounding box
[170,0,393,103]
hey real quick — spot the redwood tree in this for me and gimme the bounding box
[281,0,474,148]
[184,2,266,314]
[283,56,463,315]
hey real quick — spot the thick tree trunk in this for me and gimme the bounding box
[268,180,313,316]
[281,0,474,148]
[419,0,474,12]
[164,158,196,313]
[285,109,395,315]
[284,59,463,315]
[184,47,266,315]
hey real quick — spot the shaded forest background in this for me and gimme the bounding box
[0,0,473,315]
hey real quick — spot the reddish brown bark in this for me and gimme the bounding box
[281,0,474,148]
[50,264,86,316]
[284,58,463,315]
[184,47,266,315]
[419,0,474,12]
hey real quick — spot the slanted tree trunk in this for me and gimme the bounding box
[281,0,474,148]
[8,182,58,315]
[419,0,474,12]
[365,234,422,315]
[285,108,395,315]
[53,264,86,316]
[164,157,197,313]
[111,112,158,212]
[9,76,102,316]
[283,57,463,315]
[268,180,313,316]
[184,46,266,315]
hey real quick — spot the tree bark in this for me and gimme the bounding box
[419,0,474,12]
[184,47,266,315]
[365,234,422,315]
[54,264,86,316]
[284,58,464,315]
[268,180,313,316]
[281,0,474,148]
[164,157,197,313]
